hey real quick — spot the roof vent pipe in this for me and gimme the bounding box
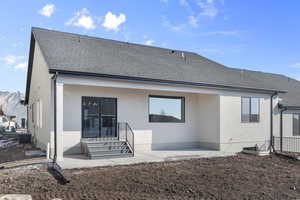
[181,52,185,58]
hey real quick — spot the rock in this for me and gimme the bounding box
[0,194,32,200]
[25,150,46,157]
[290,186,296,190]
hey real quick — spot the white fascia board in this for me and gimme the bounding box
[57,75,271,97]
[56,76,221,95]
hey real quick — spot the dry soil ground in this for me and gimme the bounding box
[0,154,300,200]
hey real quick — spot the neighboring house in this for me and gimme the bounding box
[0,107,17,131]
[24,27,300,161]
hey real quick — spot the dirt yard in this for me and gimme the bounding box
[0,154,299,200]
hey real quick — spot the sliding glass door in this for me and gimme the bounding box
[82,97,117,138]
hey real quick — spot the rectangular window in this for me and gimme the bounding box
[241,97,250,122]
[36,101,40,128]
[31,103,35,123]
[39,100,43,128]
[149,95,185,123]
[293,113,300,136]
[241,97,260,123]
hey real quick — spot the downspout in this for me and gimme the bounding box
[49,73,69,184]
[51,73,58,163]
[270,92,277,152]
[26,105,29,130]
[280,107,287,152]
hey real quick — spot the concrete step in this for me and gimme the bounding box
[86,142,127,148]
[89,149,131,155]
[82,139,133,160]
[88,145,129,151]
[81,137,118,142]
[82,140,126,144]
[89,152,133,160]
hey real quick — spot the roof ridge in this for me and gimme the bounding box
[31,26,197,55]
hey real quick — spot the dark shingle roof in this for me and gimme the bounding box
[29,27,300,106]
[235,70,300,107]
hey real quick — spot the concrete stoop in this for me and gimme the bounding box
[81,139,133,159]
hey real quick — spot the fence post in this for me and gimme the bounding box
[117,123,119,140]
[125,123,127,142]
[133,128,135,157]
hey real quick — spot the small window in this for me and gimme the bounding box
[2,118,7,123]
[241,97,260,123]
[38,100,43,128]
[149,95,185,123]
[293,113,300,136]
[36,101,40,128]
[31,103,35,123]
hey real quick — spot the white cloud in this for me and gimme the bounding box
[102,11,126,32]
[2,55,24,65]
[1,55,27,71]
[179,0,189,7]
[39,4,55,17]
[200,48,224,55]
[197,0,218,18]
[161,42,168,47]
[188,16,198,27]
[162,17,185,32]
[291,62,300,69]
[75,15,95,30]
[14,62,27,71]
[179,0,195,15]
[65,8,96,30]
[144,40,155,45]
[204,30,239,36]
[160,0,169,3]
[179,0,219,28]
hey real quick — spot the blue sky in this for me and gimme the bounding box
[1,0,300,93]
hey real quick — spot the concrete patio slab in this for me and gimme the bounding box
[58,149,236,169]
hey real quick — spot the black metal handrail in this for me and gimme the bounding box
[117,122,134,156]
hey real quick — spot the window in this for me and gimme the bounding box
[38,100,43,128]
[293,113,300,136]
[149,95,185,123]
[2,117,7,123]
[31,103,35,123]
[36,101,40,128]
[241,97,260,123]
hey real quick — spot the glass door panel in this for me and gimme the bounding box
[100,98,117,137]
[82,97,100,138]
[82,97,117,138]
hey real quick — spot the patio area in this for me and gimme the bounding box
[58,148,236,169]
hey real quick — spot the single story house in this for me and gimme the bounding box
[25,27,300,161]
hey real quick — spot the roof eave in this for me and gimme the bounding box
[49,69,287,95]
[278,103,300,110]
[24,31,36,105]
